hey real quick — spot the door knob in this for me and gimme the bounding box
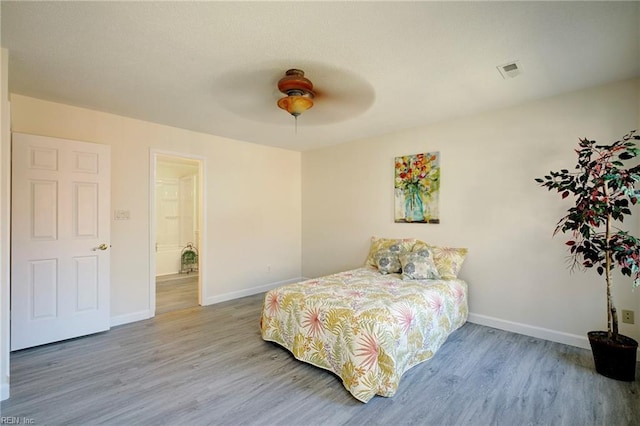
[93,243,109,251]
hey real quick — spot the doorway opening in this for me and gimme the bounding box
[150,151,205,316]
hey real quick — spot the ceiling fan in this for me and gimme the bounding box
[212,63,375,128]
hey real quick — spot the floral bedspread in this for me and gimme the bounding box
[260,267,468,402]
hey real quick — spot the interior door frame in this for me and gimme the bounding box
[149,149,206,315]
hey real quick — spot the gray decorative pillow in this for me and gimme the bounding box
[374,249,402,274]
[399,249,440,280]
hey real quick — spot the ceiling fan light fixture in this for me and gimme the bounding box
[277,69,315,118]
[277,94,314,117]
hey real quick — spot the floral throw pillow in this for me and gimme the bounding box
[373,249,402,274]
[365,236,417,268]
[413,241,468,279]
[399,249,440,280]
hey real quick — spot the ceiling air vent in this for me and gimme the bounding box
[497,60,523,79]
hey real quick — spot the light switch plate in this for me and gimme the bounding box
[114,210,130,220]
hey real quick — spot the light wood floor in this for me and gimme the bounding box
[156,273,199,315]
[2,293,639,425]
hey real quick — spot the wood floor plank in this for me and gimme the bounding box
[2,293,638,425]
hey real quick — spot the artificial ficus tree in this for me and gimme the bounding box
[536,131,640,341]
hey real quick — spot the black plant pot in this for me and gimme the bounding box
[588,331,638,381]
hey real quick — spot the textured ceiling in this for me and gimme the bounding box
[2,1,639,151]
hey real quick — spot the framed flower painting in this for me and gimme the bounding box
[394,152,440,223]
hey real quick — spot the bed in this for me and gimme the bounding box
[260,238,468,402]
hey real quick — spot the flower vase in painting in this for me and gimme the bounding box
[404,184,424,222]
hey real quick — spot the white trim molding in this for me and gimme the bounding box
[204,277,304,306]
[111,277,305,326]
[148,149,207,318]
[0,48,10,402]
[468,312,590,350]
[468,312,640,358]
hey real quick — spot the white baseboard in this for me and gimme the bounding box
[1,381,9,401]
[468,312,640,357]
[204,277,304,306]
[468,312,590,350]
[108,277,306,326]
[110,310,152,327]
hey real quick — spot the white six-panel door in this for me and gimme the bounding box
[11,133,110,351]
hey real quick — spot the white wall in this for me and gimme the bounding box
[0,48,10,400]
[302,78,640,349]
[10,94,302,324]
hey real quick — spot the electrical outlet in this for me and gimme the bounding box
[622,310,635,324]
